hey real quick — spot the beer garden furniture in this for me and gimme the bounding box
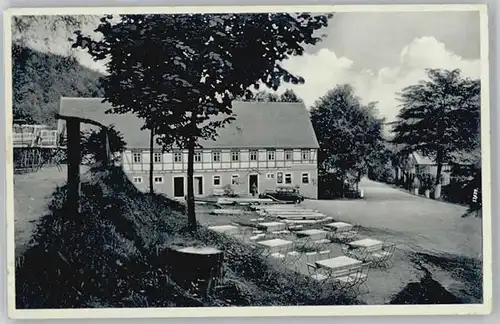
[296,229,329,240]
[370,243,397,267]
[324,222,353,231]
[327,225,360,243]
[316,256,362,273]
[257,238,294,256]
[348,238,384,252]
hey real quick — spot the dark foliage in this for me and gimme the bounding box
[12,44,104,126]
[311,84,385,193]
[72,13,332,231]
[391,69,480,186]
[239,88,304,103]
[80,126,127,164]
[417,173,436,191]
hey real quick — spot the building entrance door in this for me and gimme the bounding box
[194,176,203,195]
[173,177,184,197]
[249,174,258,196]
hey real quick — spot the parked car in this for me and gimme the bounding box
[259,186,305,203]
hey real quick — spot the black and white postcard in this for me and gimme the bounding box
[3,4,492,319]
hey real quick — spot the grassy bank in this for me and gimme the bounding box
[16,167,359,308]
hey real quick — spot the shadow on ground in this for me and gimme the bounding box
[389,251,482,304]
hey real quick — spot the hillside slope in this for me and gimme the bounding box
[12,44,104,126]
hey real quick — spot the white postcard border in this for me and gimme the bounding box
[3,3,492,319]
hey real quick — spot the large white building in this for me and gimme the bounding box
[59,98,320,199]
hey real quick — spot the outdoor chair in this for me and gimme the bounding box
[313,238,332,251]
[317,250,332,261]
[370,243,396,268]
[269,252,287,261]
[305,251,319,264]
[340,243,355,258]
[306,262,330,282]
[348,262,371,294]
[294,237,314,252]
[330,268,358,292]
[283,250,302,268]
[341,243,370,261]
[334,226,360,243]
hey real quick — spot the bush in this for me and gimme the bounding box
[368,162,395,184]
[16,166,359,308]
[417,173,436,192]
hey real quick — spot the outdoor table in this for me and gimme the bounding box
[257,238,293,253]
[257,221,286,232]
[296,229,329,240]
[349,238,384,252]
[315,256,362,272]
[208,225,240,235]
[324,222,353,231]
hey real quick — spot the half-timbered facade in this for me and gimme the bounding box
[59,98,319,199]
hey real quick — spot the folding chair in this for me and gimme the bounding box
[370,243,396,267]
[283,250,302,266]
[305,251,318,264]
[313,238,332,251]
[349,262,371,294]
[317,250,332,261]
[306,262,329,282]
[331,268,358,292]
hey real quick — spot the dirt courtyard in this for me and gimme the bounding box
[196,179,483,305]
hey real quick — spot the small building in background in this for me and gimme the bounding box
[58,97,319,199]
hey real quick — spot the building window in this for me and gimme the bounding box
[277,172,283,184]
[213,175,221,186]
[301,173,310,184]
[301,150,310,161]
[249,150,258,161]
[285,173,292,184]
[154,176,164,184]
[285,150,293,161]
[267,150,275,161]
[133,152,142,163]
[212,151,221,162]
[153,152,162,163]
[133,176,143,183]
[231,174,240,185]
[174,152,183,163]
[231,150,240,161]
[194,151,202,162]
[266,173,275,179]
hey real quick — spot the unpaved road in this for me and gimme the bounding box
[14,165,90,258]
[302,178,483,304]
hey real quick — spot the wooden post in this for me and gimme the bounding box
[149,127,154,194]
[66,119,81,217]
[100,127,111,167]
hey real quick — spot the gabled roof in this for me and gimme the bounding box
[411,152,436,165]
[58,97,319,149]
[411,151,480,166]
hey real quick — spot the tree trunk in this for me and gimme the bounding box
[435,153,443,186]
[340,174,345,198]
[149,127,154,194]
[100,128,110,167]
[186,139,196,231]
[356,171,361,192]
[66,119,81,218]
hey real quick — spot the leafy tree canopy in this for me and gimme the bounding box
[310,84,385,180]
[73,13,330,149]
[72,13,332,230]
[239,88,303,103]
[391,68,480,163]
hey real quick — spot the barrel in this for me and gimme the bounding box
[164,246,224,296]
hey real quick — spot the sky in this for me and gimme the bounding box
[15,10,482,124]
